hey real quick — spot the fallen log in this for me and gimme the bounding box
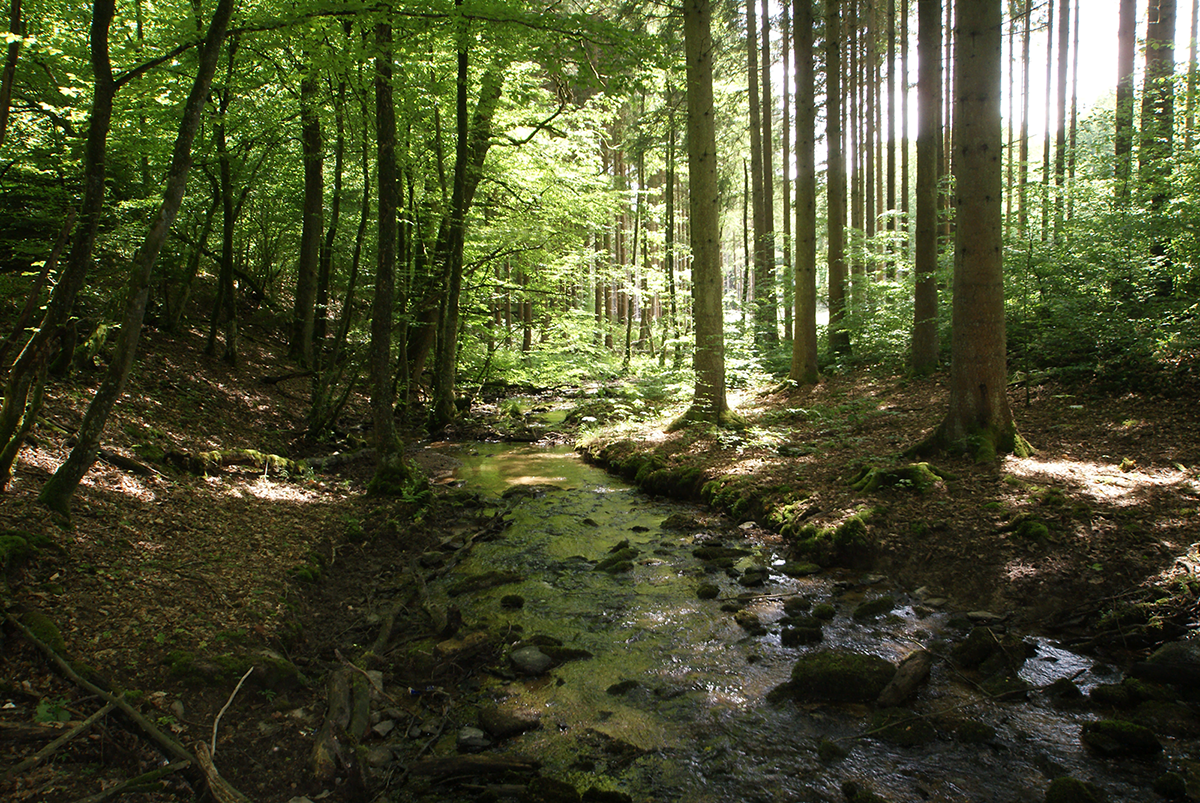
[877,649,934,708]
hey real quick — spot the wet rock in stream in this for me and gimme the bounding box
[1080,719,1164,758]
[479,703,542,738]
[510,646,553,676]
[781,650,896,704]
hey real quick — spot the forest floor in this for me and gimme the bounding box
[2,323,1199,802]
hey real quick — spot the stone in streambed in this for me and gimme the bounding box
[510,646,553,676]
[479,704,542,739]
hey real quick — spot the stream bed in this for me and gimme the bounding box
[403,442,1197,802]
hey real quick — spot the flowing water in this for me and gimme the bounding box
[416,442,1194,802]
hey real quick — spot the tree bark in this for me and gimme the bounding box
[677,0,731,426]
[911,0,940,375]
[746,0,769,346]
[923,0,1026,459]
[38,0,235,514]
[1053,0,1069,237]
[292,67,323,367]
[371,22,399,465]
[1115,0,1137,202]
[0,0,115,489]
[826,0,850,356]
[790,0,818,385]
[758,0,777,346]
[0,0,21,146]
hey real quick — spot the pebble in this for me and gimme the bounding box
[457,726,491,753]
[510,646,553,676]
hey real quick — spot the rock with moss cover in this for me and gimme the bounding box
[1080,719,1162,758]
[785,650,896,704]
[787,516,875,570]
[1132,637,1200,687]
[853,596,896,621]
[1043,777,1103,803]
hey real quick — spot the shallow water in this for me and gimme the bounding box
[418,442,1192,802]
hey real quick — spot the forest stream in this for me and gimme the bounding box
[388,439,1198,803]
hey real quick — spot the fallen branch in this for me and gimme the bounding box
[5,613,253,803]
[69,759,191,803]
[211,666,254,757]
[5,700,116,777]
[405,754,540,780]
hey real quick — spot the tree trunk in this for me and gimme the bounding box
[781,2,793,343]
[1187,0,1199,149]
[746,0,769,346]
[1115,0,1137,202]
[0,0,115,489]
[826,0,850,356]
[1053,0,1069,238]
[292,68,323,367]
[371,22,399,465]
[1019,0,1032,230]
[911,0,940,375]
[790,0,819,385]
[886,0,896,278]
[315,76,347,347]
[429,53,504,431]
[1040,0,1054,243]
[677,0,731,426]
[923,0,1026,460]
[0,0,21,146]
[758,0,778,346]
[38,0,235,515]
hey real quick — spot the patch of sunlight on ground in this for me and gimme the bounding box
[243,476,323,502]
[1002,455,1198,506]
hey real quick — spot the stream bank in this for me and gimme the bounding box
[362,440,1200,803]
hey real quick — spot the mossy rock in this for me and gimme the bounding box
[779,561,822,577]
[734,609,766,635]
[868,708,937,746]
[447,570,524,596]
[786,650,896,704]
[1,531,51,572]
[952,627,1031,673]
[849,462,952,494]
[1002,513,1053,541]
[783,596,812,615]
[841,781,891,803]
[781,626,824,647]
[21,611,66,655]
[595,548,639,572]
[853,595,896,621]
[1044,777,1103,803]
[252,650,309,692]
[661,513,702,531]
[696,583,720,600]
[812,603,837,620]
[788,515,875,570]
[1080,719,1163,758]
[166,650,251,688]
[1152,772,1188,800]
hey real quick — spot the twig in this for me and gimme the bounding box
[69,759,191,803]
[334,648,400,706]
[5,700,116,777]
[211,666,255,757]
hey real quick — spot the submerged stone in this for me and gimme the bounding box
[510,646,553,676]
[1043,777,1103,803]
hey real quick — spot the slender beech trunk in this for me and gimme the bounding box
[292,68,323,367]
[1188,0,1199,148]
[1019,0,1032,230]
[0,0,21,145]
[39,0,235,514]
[0,0,115,489]
[746,0,769,346]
